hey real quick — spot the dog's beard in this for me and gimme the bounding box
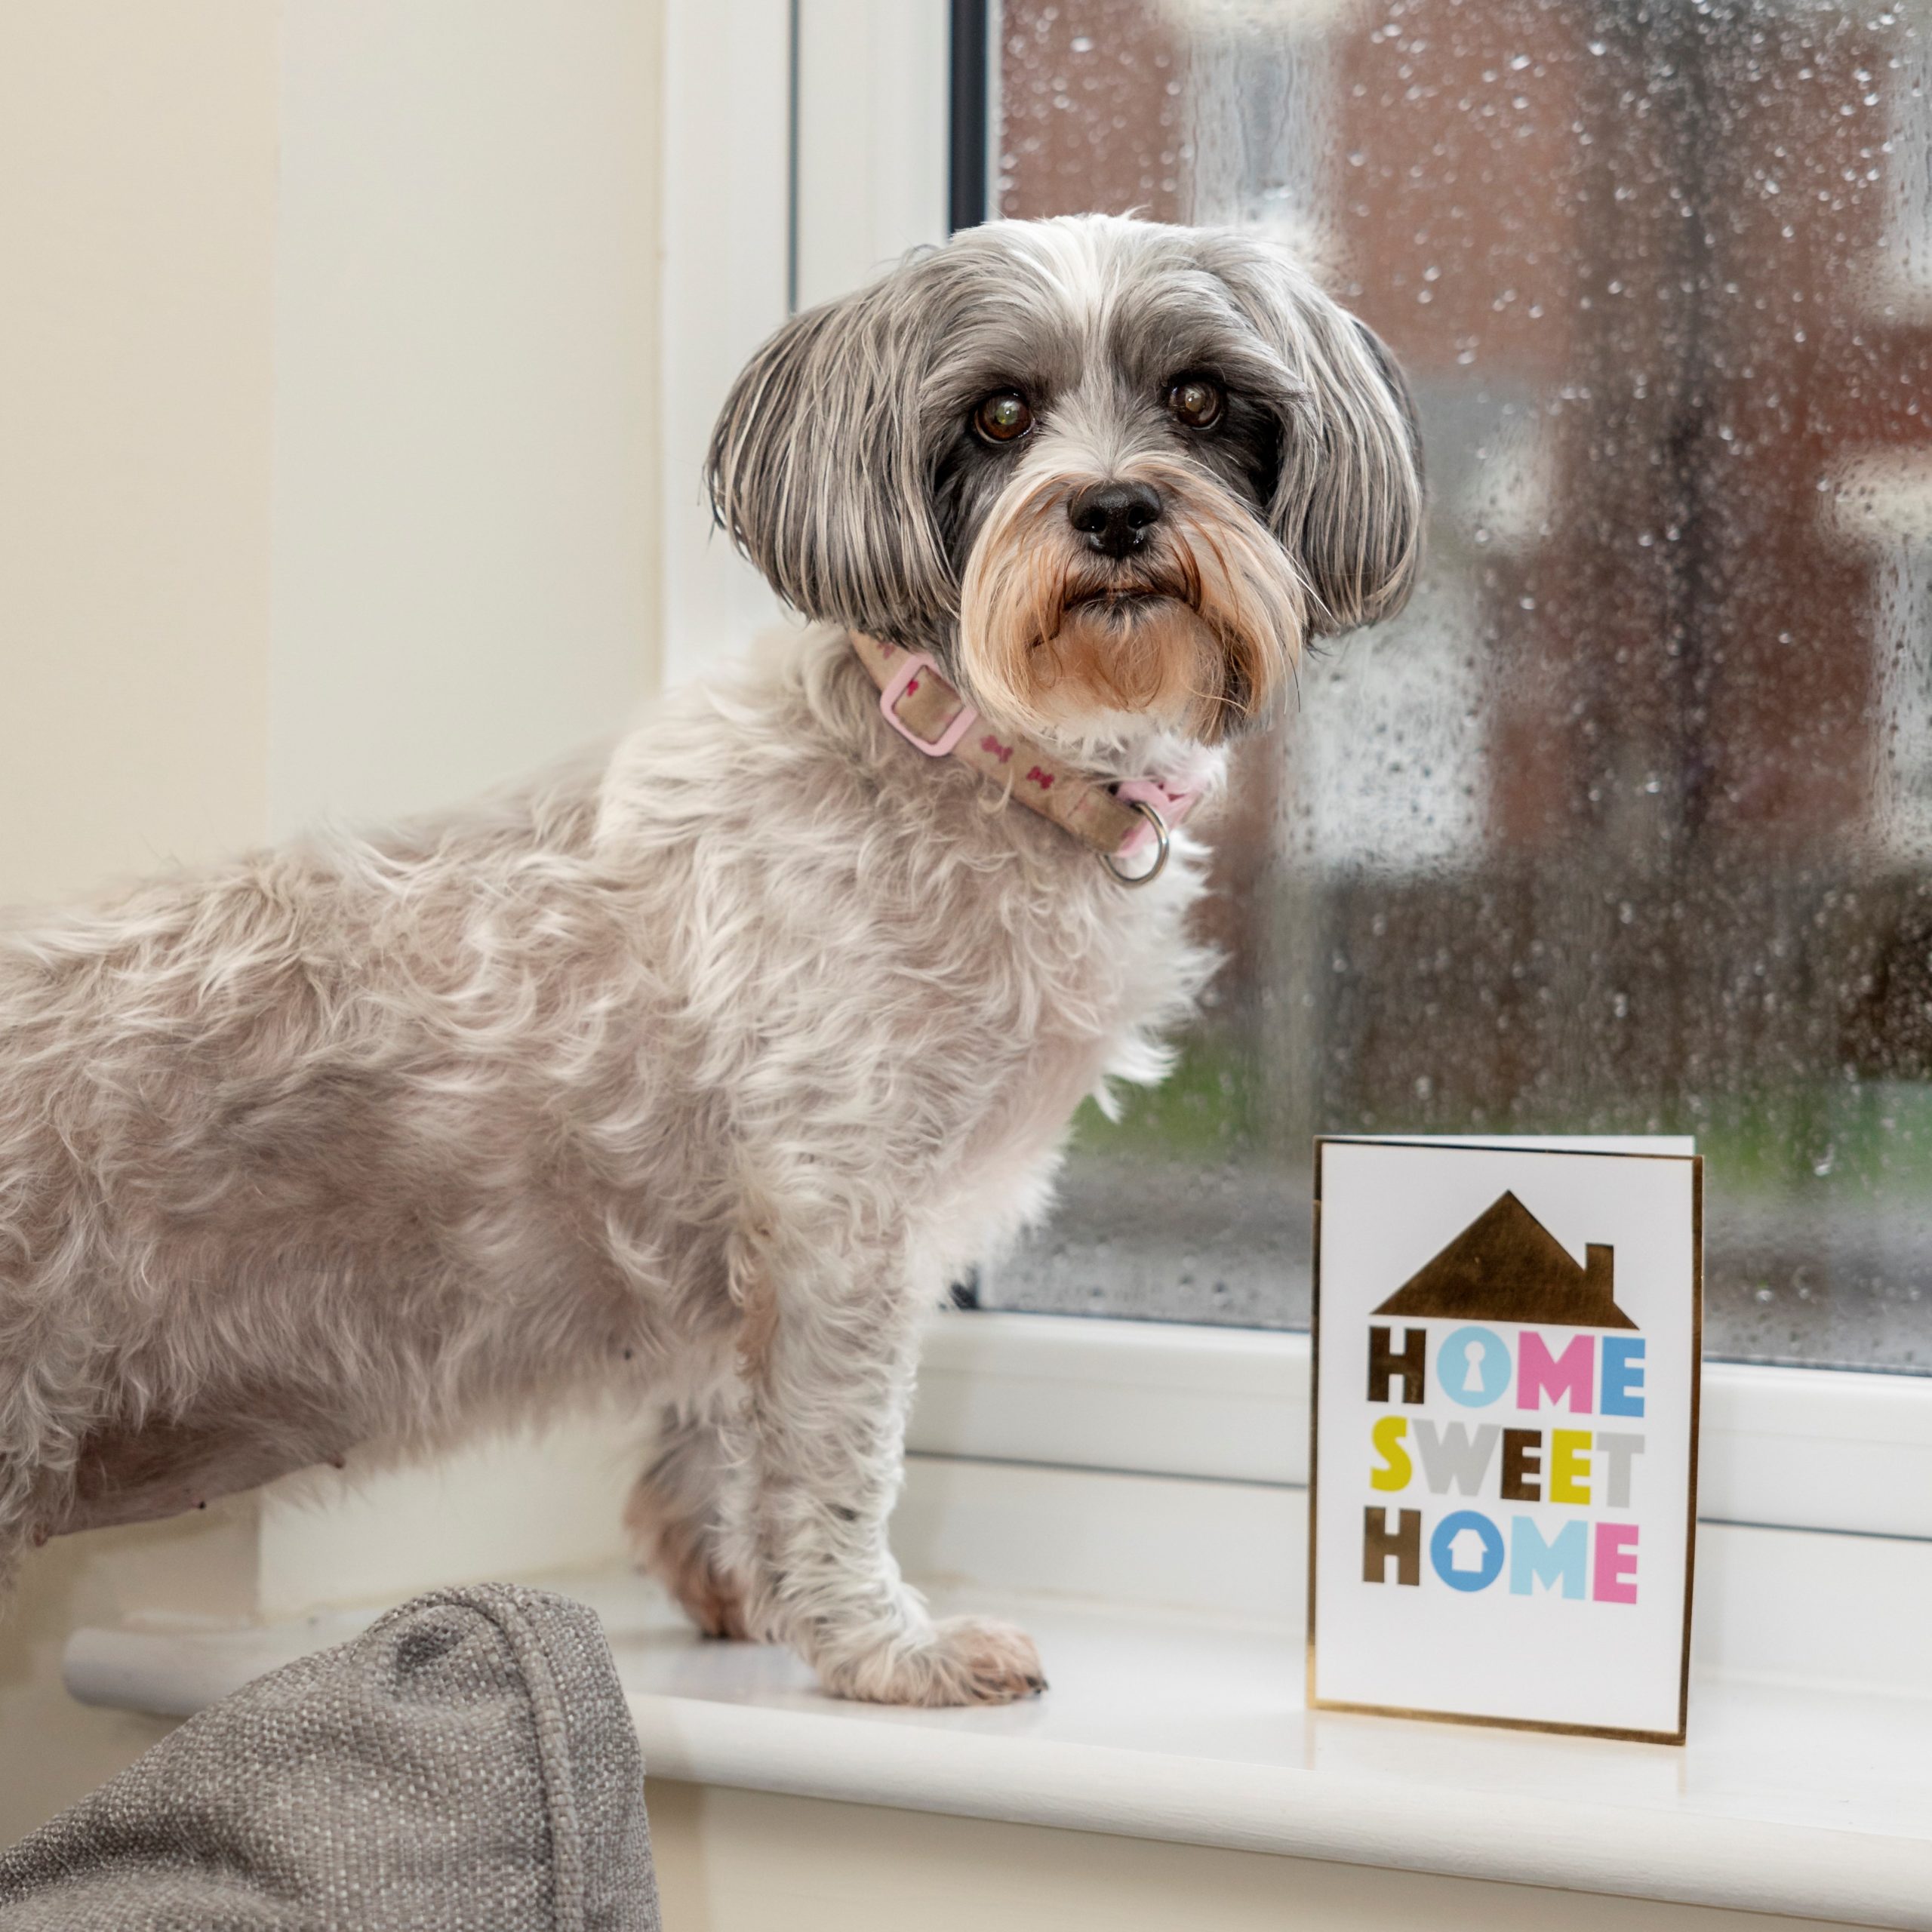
[956,455,1306,749]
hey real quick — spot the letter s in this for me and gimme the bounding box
[1371,1414,1413,1492]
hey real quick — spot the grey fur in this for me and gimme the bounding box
[2,214,1421,1707]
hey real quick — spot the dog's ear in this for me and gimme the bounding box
[1310,318,1426,629]
[706,279,954,643]
[1206,242,1425,637]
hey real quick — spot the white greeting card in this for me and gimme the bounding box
[1309,1137,1702,1742]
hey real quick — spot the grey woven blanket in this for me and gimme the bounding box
[0,1583,660,1931]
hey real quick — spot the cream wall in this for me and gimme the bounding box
[270,0,663,834]
[0,2,277,906]
[0,0,664,1843]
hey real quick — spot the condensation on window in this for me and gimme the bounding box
[983,0,1932,1370]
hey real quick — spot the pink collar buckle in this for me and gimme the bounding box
[878,651,978,757]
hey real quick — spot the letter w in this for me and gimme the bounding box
[1413,1420,1500,1496]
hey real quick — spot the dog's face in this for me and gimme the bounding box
[708,216,1423,751]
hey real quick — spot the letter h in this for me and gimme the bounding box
[1362,1506,1421,1586]
[1367,1325,1426,1404]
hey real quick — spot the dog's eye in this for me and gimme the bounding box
[1167,376,1224,429]
[973,391,1033,444]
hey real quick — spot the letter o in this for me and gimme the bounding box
[1438,1326,1512,1408]
[1430,1509,1506,1592]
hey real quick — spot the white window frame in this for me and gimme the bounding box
[657,0,954,686]
[655,0,1932,1573]
[657,0,794,688]
[912,1309,1932,1544]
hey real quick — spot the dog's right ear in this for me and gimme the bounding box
[706,281,954,645]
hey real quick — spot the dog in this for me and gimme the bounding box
[0,214,1420,1705]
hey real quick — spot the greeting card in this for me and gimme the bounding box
[1309,1137,1701,1741]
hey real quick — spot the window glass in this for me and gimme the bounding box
[983,0,1932,1370]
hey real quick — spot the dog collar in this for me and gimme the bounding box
[849,632,1200,886]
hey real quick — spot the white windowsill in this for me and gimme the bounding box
[63,1567,1932,1929]
[51,1312,1932,1925]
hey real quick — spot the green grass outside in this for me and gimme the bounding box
[1068,1028,1932,1209]
[1066,1035,1264,1161]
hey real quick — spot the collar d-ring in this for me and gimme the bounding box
[1101,799,1171,887]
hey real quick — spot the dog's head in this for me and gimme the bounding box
[708,215,1423,752]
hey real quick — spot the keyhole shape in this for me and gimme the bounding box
[1461,1339,1487,1394]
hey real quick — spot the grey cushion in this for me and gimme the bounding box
[0,1583,660,1931]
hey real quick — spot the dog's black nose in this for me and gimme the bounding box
[1068,481,1164,558]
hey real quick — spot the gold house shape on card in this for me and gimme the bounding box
[1372,1191,1638,1330]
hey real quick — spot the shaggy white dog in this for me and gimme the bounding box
[0,215,1420,1704]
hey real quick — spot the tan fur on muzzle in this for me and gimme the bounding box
[957,455,1308,743]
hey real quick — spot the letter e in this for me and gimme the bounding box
[1594,1521,1639,1604]
[1549,1429,1592,1506]
[1601,1337,1647,1417]
[1500,1428,1543,1502]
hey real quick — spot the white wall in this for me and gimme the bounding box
[0,0,665,1842]
[0,0,281,1837]
[270,0,664,832]
[0,0,944,1859]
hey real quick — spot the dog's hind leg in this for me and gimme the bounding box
[626,1401,758,1641]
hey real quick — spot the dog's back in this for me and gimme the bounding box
[0,755,660,1559]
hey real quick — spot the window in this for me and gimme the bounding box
[971,0,1932,1374]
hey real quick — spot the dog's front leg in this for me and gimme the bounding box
[731,1244,1045,1706]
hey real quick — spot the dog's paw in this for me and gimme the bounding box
[644,1540,756,1641]
[625,1482,756,1641]
[677,1561,757,1642]
[820,1615,1047,1706]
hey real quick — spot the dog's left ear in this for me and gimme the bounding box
[706,276,954,644]
[1208,242,1425,636]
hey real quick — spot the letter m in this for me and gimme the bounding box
[1518,1331,1594,1413]
[1510,1518,1587,1600]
